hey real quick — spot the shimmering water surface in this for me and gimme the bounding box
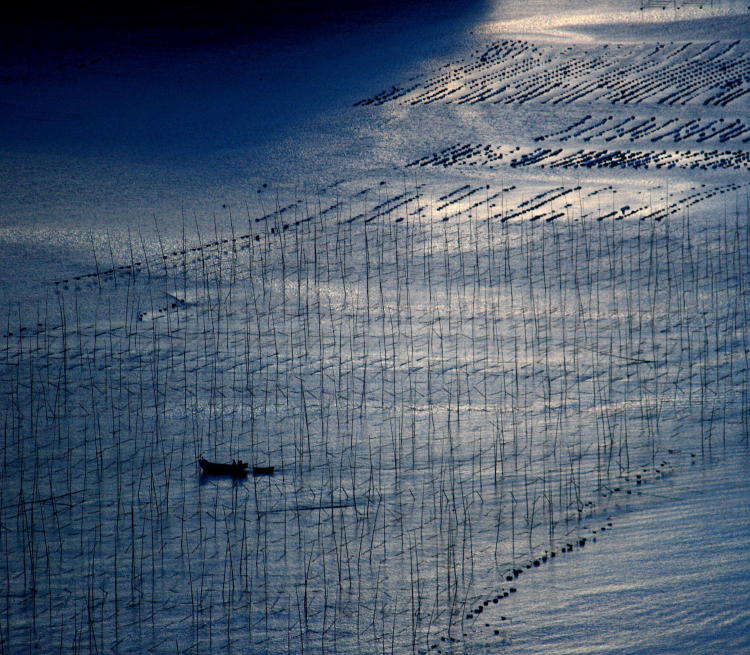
[1,2,749,653]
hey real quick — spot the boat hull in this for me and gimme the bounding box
[198,458,248,476]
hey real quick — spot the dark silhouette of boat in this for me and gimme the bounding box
[198,457,248,477]
[198,457,274,477]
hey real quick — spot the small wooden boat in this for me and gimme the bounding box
[198,457,248,477]
[252,465,275,476]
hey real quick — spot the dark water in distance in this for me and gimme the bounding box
[1,0,489,83]
[2,0,486,44]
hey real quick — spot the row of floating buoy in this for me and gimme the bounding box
[499,187,577,222]
[542,114,750,147]
[356,36,749,110]
[426,521,613,653]
[48,200,333,296]
[411,41,542,107]
[427,452,707,652]
[414,139,750,174]
[50,178,351,293]
[509,147,750,172]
